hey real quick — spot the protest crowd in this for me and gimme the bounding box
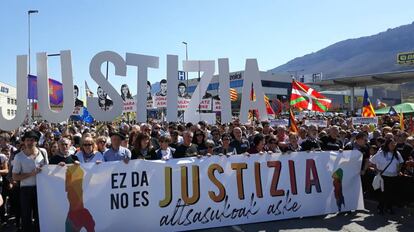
[1,113,414,232]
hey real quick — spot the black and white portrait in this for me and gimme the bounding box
[73,85,84,107]
[97,86,113,111]
[156,79,167,96]
[178,82,190,99]
[120,84,133,102]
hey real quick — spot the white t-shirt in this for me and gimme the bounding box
[0,153,8,182]
[75,151,104,163]
[370,150,404,177]
[12,148,49,186]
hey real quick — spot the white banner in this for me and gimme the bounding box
[178,97,191,110]
[352,117,378,125]
[305,119,328,128]
[154,95,167,108]
[198,98,212,111]
[37,151,363,232]
[213,99,221,112]
[270,119,289,127]
[123,99,136,113]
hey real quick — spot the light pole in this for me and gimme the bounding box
[28,10,39,74]
[28,10,38,120]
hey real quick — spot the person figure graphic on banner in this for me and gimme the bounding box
[97,86,113,111]
[120,84,133,102]
[74,85,84,108]
[156,79,167,96]
[178,82,190,99]
[65,164,95,232]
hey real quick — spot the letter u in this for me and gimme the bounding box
[0,56,28,131]
[36,50,74,123]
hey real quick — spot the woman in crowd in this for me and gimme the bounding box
[286,132,301,152]
[248,134,265,154]
[214,133,235,156]
[192,130,207,155]
[131,133,155,159]
[369,138,404,214]
[153,135,175,160]
[205,140,216,156]
[48,141,60,158]
[74,136,104,164]
[265,136,281,153]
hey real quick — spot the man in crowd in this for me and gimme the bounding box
[104,132,131,163]
[230,127,250,154]
[174,131,198,158]
[12,131,48,232]
[49,138,77,165]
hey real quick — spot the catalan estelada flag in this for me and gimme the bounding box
[229,88,238,101]
[362,88,376,117]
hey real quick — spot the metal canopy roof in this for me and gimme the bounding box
[312,69,414,90]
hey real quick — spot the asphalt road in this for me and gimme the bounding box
[1,200,413,232]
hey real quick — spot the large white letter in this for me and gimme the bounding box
[239,59,266,123]
[166,55,178,122]
[88,51,126,122]
[37,50,75,123]
[218,58,232,124]
[125,53,159,123]
[0,56,28,131]
[183,60,215,124]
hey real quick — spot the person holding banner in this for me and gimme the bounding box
[153,135,175,160]
[131,133,155,160]
[49,138,77,165]
[174,131,198,158]
[103,132,131,163]
[213,133,236,156]
[248,134,266,154]
[12,131,49,232]
[230,127,250,154]
[286,132,301,152]
[74,137,104,164]
[300,125,321,151]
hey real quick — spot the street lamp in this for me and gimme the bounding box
[28,10,38,121]
[28,10,39,74]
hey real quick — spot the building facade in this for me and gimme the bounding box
[0,81,17,119]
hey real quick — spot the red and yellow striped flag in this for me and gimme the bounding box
[289,108,298,132]
[230,88,238,102]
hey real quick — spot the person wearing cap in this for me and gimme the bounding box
[12,130,48,232]
[103,132,131,163]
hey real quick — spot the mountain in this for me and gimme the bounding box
[270,22,414,79]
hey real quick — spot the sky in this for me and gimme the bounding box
[1,0,414,97]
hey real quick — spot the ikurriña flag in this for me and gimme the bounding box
[290,80,331,112]
[362,88,376,117]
